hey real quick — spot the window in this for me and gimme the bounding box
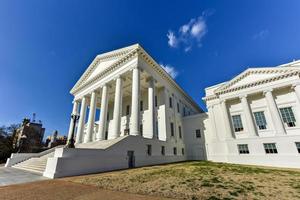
[173,147,177,155]
[147,145,152,156]
[177,103,180,113]
[155,96,158,107]
[254,111,267,130]
[183,107,186,116]
[238,144,249,154]
[140,124,143,135]
[169,97,173,108]
[295,142,300,153]
[161,146,165,155]
[140,101,143,111]
[182,148,185,155]
[178,126,182,138]
[107,112,110,120]
[232,115,244,132]
[263,143,278,154]
[170,123,174,136]
[126,105,130,116]
[280,107,296,127]
[196,129,201,138]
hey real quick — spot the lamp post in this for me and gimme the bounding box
[66,114,80,148]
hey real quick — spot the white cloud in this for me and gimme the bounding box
[253,29,269,40]
[167,31,177,47]
[167,11,212,52]
[160,63,179,79]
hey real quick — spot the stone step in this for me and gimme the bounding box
[14,164,45,170]
[16,163,47,168]
[13,165,44,174]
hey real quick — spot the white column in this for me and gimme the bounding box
[85,91,97,143]
[207,105,218,140]
[147,77,155,138]
[240,95,257,137]
[97,84,109,140]
[110,76,122,139]
[67,100,79,141]
[76,96,87,144]
[264,89,286,135]
[220,100,234,139]
[130,67,140,136]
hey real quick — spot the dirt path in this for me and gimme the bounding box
[0,179,174,200]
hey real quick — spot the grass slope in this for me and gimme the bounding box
[66,161,300,200]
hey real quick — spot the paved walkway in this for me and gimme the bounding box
[0,167,48,186]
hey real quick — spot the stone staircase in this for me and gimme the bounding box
[12,152,55,174]
[76,135,128,149]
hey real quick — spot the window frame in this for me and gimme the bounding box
[178,126,182,138]
[161,146,165,155]
[232,115,244,132]
[253,111,267,130]
[126,105,130,116]
[279,107,296,127]
[195,129,201,138]
[263,143,278,154]
[237,144,249,154]
[147,145,152,156]
[140,100,143,111]
[170,122,174,136]
[173,147,177,155]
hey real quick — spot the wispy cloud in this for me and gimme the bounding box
[253,29,269,40]
[160,63,179,79]
[167,10,213,52]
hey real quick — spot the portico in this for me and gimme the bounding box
[69,67,159,144]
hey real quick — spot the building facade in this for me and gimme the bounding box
[202,60,300,168]
[6,44,300,178]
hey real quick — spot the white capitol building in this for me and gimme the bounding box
[6,44,300,178]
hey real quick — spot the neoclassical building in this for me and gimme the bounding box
[5,44,300,178]
[200,60,300,167]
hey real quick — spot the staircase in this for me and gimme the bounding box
[12,152,55,174]
[75,135,128,149]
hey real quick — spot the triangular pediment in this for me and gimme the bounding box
[70,44,139,94]
[216,67,300,93]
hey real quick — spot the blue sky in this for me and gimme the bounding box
[1,0,300,138]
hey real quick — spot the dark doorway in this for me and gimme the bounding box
[127,151,135,168]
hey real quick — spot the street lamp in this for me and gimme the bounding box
[66,114,80,148]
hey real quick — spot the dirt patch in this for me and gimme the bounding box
[66,161,300,200]
[0,179,173,200]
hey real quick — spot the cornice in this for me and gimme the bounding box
[215,68,298,93]
[216,70,300,95]
[204,70,300,102]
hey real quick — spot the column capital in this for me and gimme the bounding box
[130,66,140,71]
[263,88,273,95]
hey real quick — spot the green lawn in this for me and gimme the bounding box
[66,161,300,200]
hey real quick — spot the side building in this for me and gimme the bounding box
[202,60,300,168]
